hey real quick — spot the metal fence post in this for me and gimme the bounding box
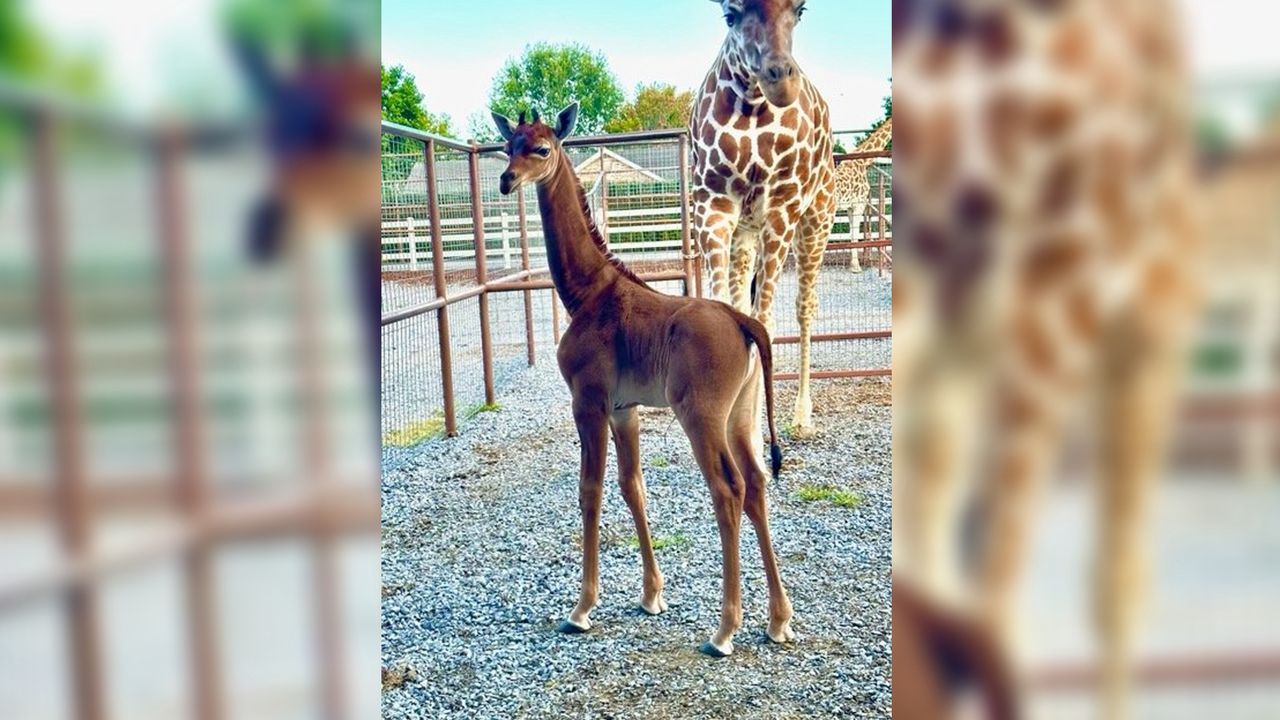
[156,125,224,720]
[31,107,106,720]
[468,142,496,405]
[677,134,696,297]
[425,139,458,435]
[877,171,886,278]
[517,190,535,366]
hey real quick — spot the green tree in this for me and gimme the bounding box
[381,63,454,136]
[604,83,694,133]
[482,42,624,140]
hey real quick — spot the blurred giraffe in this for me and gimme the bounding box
[893,1,1200,717]
[833,118,892,272]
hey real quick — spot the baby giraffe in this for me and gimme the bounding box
[492,103,794,657]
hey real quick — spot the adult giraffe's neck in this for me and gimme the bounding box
[534,153,625,315]
[712,38,766,108]
[857,118,893,152]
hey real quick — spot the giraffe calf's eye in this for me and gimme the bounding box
[534,147,551,157]
[725,11,740,27]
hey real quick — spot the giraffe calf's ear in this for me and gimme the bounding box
[491,110,518,141]
[554,102,580,141]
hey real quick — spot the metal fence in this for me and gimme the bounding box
[380,121,892,444]
[0,83,378,720]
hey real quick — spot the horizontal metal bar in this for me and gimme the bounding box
[380,121,474,152]
[475,127,690,154]
[0,484,378,613]
[774,330,891,344]
[828,239,892,251]
[487,270,688,293]
[1030,651,1280,691]
[380,270,534,325]
[835,149,891,162]
[0,480,175,517]
[775,368,892,381]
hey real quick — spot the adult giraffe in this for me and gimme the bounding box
[689,0,837,435]
[833,118,893,272]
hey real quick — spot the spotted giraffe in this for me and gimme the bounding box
[833,118,892,272]
[893,1,1200,717]
[690,0,837,435]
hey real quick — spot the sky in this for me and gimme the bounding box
[18,0,1280,137]
[381,0,893,135]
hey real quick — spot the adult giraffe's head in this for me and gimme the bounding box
[491,102,580,195]
[712,0,808,107]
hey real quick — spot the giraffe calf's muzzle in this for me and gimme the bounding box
[499,171,519,195]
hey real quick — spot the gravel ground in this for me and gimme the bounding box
[380,359,892,719]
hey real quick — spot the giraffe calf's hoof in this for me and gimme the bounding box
[767,621,796,644]
[700,639,734,658]
[558,618,591,634]
[640,594,668,615]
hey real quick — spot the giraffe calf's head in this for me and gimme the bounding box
[713,0,806,107]
[491,103,579,195]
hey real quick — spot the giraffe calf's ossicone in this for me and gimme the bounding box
[494,103,793,657]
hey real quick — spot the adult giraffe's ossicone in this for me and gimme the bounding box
[689,0,837,437]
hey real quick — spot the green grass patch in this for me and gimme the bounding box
[383,415,445,447]
[464,401,502,420]
[794,484,862,509]
[627,533,688,551]
[648,455,670,468]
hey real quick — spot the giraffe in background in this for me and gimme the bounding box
[893,1,1200,717]
[689,0,837,435]
[833,118,892,272]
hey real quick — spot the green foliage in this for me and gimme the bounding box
[222,0,377,63]
[794,484,862,509]
[648,455,670,468]
[604,83,694,133]
[483,43,624,140]
[382,63,454,136]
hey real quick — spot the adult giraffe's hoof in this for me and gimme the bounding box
[789,423,817,441]
[700,639,734,658]
[639,593,668,615]
[767,620,796,644]
[558,617,591,634]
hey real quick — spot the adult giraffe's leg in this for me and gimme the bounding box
[792,204,834,434]
[1094,309,1185,720]
[693,193,740,305]
[610,407,666,615]
[728,226,759,315]
[729,375,794,643]
[677,410,744,657]
[561,393,610,634]
[848,204,864,273]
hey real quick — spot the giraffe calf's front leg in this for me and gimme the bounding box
[561,399,609,634]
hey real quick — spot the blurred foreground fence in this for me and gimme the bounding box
[0,83,379,719]
[380,122,893,446]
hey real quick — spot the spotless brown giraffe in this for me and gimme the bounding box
[690,0,838,436]
[492,103,795,657]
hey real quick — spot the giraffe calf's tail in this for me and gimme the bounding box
[736,313,782,479]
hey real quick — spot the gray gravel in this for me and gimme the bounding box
[381,358,891,719]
